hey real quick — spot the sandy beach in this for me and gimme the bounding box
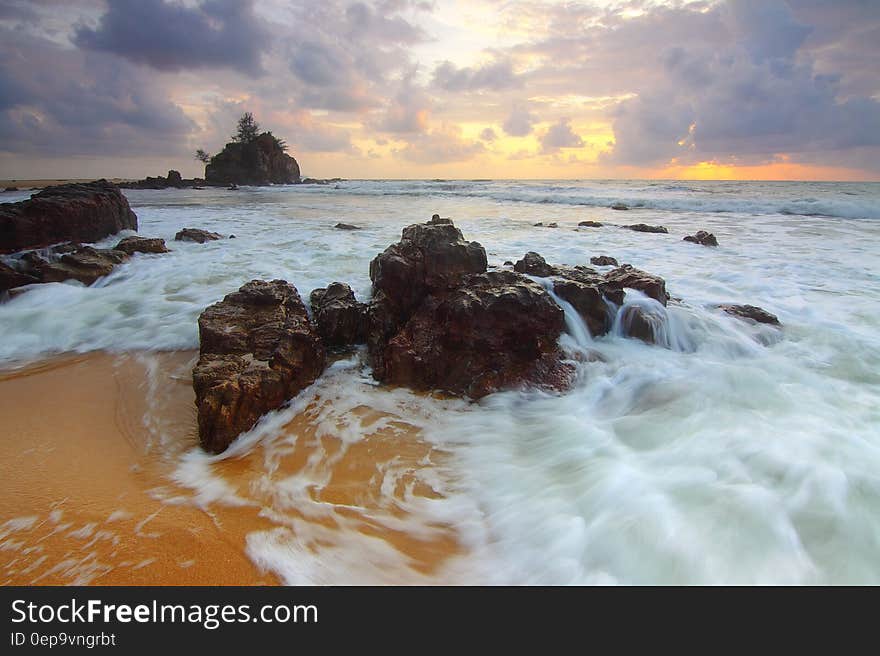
[0,351,464,585]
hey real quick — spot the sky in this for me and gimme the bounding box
[0,0,878,181]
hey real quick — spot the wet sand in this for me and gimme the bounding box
[0,352,465,585]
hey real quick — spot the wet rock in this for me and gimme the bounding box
[620,305,662,344]
[590,255,618,267]
[514,251,556,277]
[533,222,544,227]
[379,270,571,398]
[553,279,613,336]
[114,236,169,255]
[624,223,668,234]
[310,282,368,350]
[0,180,137,254]
[578,221,603,227]
[0,260,39,292]
[604,264,669,306]
[719,304,780,326]
[175,228,223,243]
[205,132,300,185]
[684,230,718,246]
[503,260,513,266]
[193,280,326,453]
[546,222,558,228]
[334,223,361,230]
[611,203,629,210]
[19,245,129,285]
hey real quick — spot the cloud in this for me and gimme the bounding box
[479,127,497,141]
[432,59,520,92]
[286,112,356,154]
[396,123,484,164]
[502,105,537,136]
[374,72,431,134]
[540,118,584,153]
[0,27,195,157]
[74,0,270,75]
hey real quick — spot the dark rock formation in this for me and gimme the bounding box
[193,280,326,453]
[684,230,718,246]
[309,282,368,350]
[302,178,343,185]
[175,228,223,243]
[0,260,39,292]
[719,304,780,326]
[114,236,169,255]
[553,279,612,336]
[611,203,629,210]
[205,132,300,186]
[18,245,129,285]
[624,223,668,234]
[334,223,361,230]
[0,180,137,254]
[590,255,618,267]
[379,270,571,398]
[578,221,603,227]
[514,251,556,277]
[619,305,664,344]
[120,171,202,190]
[604,264,669,306]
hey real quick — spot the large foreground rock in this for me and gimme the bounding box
[18,245,129,285]
[205,133,301,186]
[0,180,137,254]
[379,270,571,398]
[193,280,326,453]
[310,283,368,350]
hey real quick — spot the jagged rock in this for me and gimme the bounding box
[0,180,137,254]
[379,270,571,398]
[604,264,669,306]
[175,228,223,243]
[0,260,39,292]
[193,280,326,453]
[334,223,361,230]
[205,132,300,186]
[119,172,201,190]
[579,221,603,227]
[684,230,718,246]
[367,216,487,359]
[114,236,169,255]
[590,255,618,267]
[503,260,513,266]
[719,304,780,326]
[514,251,556,277]
[611,203,629,210]
[166,170,183,186]
[620,305,663,344]
[310,282,368,350]
[553,279,613,336]
[624,223,668,234]
[19,245,129,285]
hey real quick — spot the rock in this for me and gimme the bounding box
[227,184,239,191]
[0,260,39,292]
[553,279,613,336]
[514,251,556,278]
[334,223,361,230]
[0,180,137,254]
[114,236,169,255]
[719,304,780,326]
[611,203,629,210]
[205,132,300,186]
[619,305,663,344]
[19,245,129,285]
[533,222,543,227]
[193,280,326,453]
[604,264,669,306]
[547,222,558,228]
[368,216,487,344]
[4,187,19,192]
[378,270,571,398]
[310,282,368,350]
[503,260,514,267]
[578,221,603,227]
[684,230,718,246]
[590,255,618,267]
[175,228,223,243]
[624,223,668,234]
[166,170,183,187]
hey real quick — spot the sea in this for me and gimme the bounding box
[2,178,879,584]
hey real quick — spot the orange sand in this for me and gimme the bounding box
[0,352,464,585]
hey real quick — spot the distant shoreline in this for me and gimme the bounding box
[0,178,133,190]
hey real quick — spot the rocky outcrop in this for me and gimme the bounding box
[590,255,618,267]
[334,223,361,230]
[175,228,224,243]
[18,245,129,285]
[379,270,571,398]
[514,251,556,277]
[205,133,300,186]
[119,170,201,190]
[719,304,780,326]
[0,261,39,292]
[624,223,668,234]
[604,264,669,306]
[0,180,137,254]
[611,203,629,211]
[579,221,603,227]
[619,305,664,344]
[684,230,718,246]
[309,283,368,350]
[114,236,169,255]
[552,279,611,336]
[193,280,326,453]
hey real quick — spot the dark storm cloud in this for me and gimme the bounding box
[74,0,270,75]
[0,27,194,156]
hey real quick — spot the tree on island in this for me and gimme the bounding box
[195,148,211,164]
[233,112,261,144]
